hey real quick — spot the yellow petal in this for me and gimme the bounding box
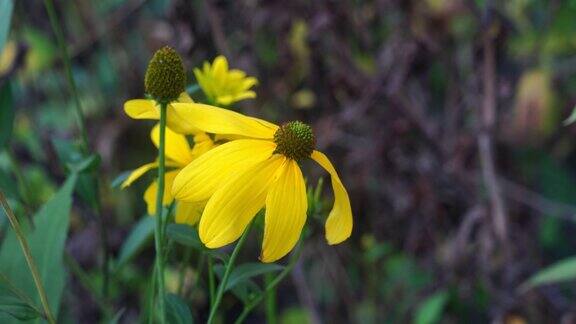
[150,124,193,166]
[170,103,278,138]
[124,99,159,120]
[261,160,307,263]
[311,150,353,244]
[175,201,203,225]
[216,91,257,106]
[177,92,194,103]
[172,139,276,202]
[190,132,215,158]
[212,56,229,80]
[199,155,287,248]
[121,162,158,188]
[143,171,178,216]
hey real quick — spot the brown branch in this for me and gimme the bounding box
[478,29,508,242]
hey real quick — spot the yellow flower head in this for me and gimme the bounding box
[121,124,214,225]
[194,56,258,106]
[169,103,353,263]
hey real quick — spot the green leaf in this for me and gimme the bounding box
[108,308,125,324]
[564,106,576,125]
[52,139,99,208]
[111,170,132,188]
[0,174,77,323]
[165,294,194,324]
[520,256,576,290]
[115,216,155,271]
[0,82,14,150]
[166,224,203,250]
[225,263,284,291]
[414,290,449,324]
[213,265,262,304]
[0,296,40,321]
[0,0,14,53]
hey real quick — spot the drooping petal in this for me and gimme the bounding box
[143,171,179,216]
[170,103,278,138]
[121,162,158,189]
[199,155,287,248]
[172,139,276,202]
[150,124,193,166]
[190,133,215,158]
[311,150,353,245]
[261,160,307,263]
[124,99,159,120]
[175,201,203,225]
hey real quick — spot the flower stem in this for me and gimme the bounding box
[234,240,304,324]
[43,0,88,150]
[43,0,110,298]
[154,102,168,323]
[264,273,277,324]
[207,222,254,324]
[0,190,56,324]
[207,254,216,306]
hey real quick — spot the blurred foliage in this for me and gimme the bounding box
[5,0,576,323]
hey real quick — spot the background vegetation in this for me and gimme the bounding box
[3,0,576,323]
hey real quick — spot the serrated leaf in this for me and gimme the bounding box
[0,296,39,321]
[520,256,576,291]
[115,216,155,271]
[165,294,193,324]
[414,290,449,324]
[0,0,14,53]
[0,174,77,323]
[0,81,14,150]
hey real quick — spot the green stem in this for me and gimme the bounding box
[63,252,113,317]
[0,191,56,324]
[43,0,88,150]
[43,0,110,298]
[234,240,304,324]
[264,272,277,324]
[154,102,168,323]
[207,254,216,307]
[207,222,253,324]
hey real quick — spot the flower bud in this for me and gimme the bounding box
[144,46,186,103]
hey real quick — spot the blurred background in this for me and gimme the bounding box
[4,0,576,323]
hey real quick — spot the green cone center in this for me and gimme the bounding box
[144,46,186,103]
[274,121,315,161]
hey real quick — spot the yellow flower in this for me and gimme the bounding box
[194,56,258,106]
[121,124,214,225]
[124,91,209,135]
[169,103,353,263]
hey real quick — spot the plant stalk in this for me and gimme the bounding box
[207,222,253,324]
[43,0,110,297]
[234,240,304,324]
[153,102,168,323]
